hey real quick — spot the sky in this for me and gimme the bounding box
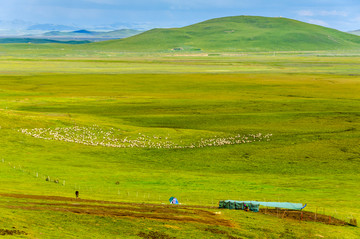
[0,0,359,34]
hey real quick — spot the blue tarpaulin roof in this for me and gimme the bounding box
[222,200,305,210]
[169,197,179,204]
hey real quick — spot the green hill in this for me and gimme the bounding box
[90,16,360,52]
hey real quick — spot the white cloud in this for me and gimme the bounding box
[353,15,360,22]
[298,10,314,16]
[319,10,348,17]
[298,9,349,17]
[84,0,118,4]
[160,0,251,10]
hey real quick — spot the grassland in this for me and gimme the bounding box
[0,53,359,238]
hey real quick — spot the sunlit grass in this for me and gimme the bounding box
[0,54,359,238]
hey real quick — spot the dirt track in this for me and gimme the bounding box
[0,193,232,227]
[260,208,351,226]
[0,193,216,209]
[0,193,352,227]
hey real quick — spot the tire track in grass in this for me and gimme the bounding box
[0,193,233,227]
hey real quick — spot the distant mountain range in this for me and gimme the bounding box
[0,29,144,44]
[348,30,360,36]
[0,38,90,44]
[40,29,144,40]
[0,20,149,36]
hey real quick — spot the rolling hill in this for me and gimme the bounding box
[90,16,360,52]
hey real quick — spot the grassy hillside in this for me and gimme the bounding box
[89,16,360,52]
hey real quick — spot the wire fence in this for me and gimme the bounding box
[1,158,357,226]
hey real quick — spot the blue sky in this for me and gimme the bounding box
[0,0,359,32]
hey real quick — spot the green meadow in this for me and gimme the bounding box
[0,53,359,238]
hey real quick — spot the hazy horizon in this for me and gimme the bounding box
[0,0,359,35]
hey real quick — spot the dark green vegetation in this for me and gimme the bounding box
[89,16,360,52]
[0,54,359,238]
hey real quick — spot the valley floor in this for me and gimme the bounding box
[0,52,359,238]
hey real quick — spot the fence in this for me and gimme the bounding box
[1,158,357,226]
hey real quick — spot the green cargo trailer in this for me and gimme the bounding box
[219,200,306,212]
[219,200,260,212]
